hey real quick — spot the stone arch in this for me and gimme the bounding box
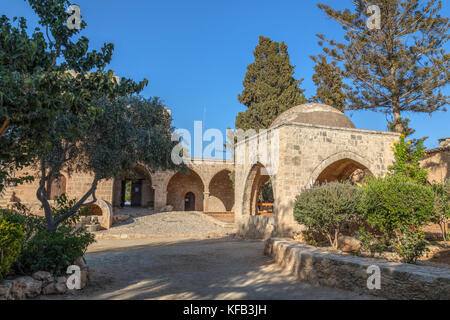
[47,174,67,200]
[94,199,113,230]
[242,162,276,216]
[112,164,154,208]
[208,169,234,212]
[166,169,204,211]
[309,151,374,185]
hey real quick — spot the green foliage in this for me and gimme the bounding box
[359,175,434,263]
[294,182,362,249]
[310,55,348,111]
[236,36,306,130]
[358,227,388,257]
[316,0,449,134]
[2,196,94,276]
[388,135,429,184]
[0,212,24,280]
[258,181,274,203]
[36,94,179,231]
[18,224,94,276]
[393,228,429,264]
[431,179,450,241]
[360,175,433,234]
[0,0,148,192]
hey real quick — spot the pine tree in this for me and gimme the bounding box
[316,0,449,133]
[311,55,348,111]
[236,36,306,130]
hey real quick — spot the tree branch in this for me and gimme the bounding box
[53,177,99,227]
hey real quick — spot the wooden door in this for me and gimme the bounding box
[131,180,143,207]
[184,192,195,211]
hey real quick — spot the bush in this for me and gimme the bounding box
[294,182,362,249]
[18,224,94,275]
[0,211,25,280]
[431,179,450,241]
[3,195,95,276]
[388,135,428,184]
[360,175,433,235]
[393,228,429,264]
[359,175,434,263]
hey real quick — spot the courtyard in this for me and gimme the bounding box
[37,238,375,300]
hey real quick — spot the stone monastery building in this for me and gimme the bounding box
[1,103,449,238]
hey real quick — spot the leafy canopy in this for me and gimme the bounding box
[316,0,449,134]
[236,36,306,131]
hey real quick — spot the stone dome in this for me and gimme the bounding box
[270,103,356,129]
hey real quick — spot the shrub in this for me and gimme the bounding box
[0,212,25,280]
[4,195,95,276]
[359,175,434,263]
[431,179,450,241]
[360,175,433,235]
[18,224,94,275]
[393,228,429,263]
[294,182,362,249]
[388,135,428,184]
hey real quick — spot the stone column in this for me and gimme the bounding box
[203,191,210,213]
[154,185,167,210]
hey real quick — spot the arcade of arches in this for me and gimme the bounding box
[6,103,443,238]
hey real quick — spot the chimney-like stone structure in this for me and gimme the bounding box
[438,138,450,148]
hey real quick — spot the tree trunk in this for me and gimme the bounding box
[393,108,403,133]
[0,117,9,137]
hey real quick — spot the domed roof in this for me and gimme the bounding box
[270,103,356,129]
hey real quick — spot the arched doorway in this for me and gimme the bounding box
[242,163,275,216]
[314,158,373,185]
[113,165,154,208]
[208,169,234,212]
[184,192,195,211]
[166,170,204,211]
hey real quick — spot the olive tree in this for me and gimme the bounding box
[0,0,147,191]
[36,96,180,232]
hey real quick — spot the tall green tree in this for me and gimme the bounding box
[310,55,348,111]
[0,1,180,231]
[316,0,449,134]
[236,36,306,130]
[0,0,147,192]
[36,96,179,231]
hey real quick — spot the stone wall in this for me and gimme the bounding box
[234,123,399,238]
[421,140,450,184]
[265,238,450,300]
[0,160,235,217]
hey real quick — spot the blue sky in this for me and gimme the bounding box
[2,0,449,153]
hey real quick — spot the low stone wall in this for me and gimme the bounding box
[265,238,450,300]
[0,257,89,300]
[236,216,276,239]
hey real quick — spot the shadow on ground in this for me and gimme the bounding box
[46,237,376,300]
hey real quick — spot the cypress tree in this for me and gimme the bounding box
[236,36,306,130]
[311,55,348,111]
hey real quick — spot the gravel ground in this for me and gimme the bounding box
[97,209,234,236]
[38,238,376,300]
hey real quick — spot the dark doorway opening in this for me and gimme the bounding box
[121,179,143,207]
[184,192,195,211]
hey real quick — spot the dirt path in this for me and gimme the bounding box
[40,238,376,300]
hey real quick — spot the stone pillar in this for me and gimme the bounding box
[203,191,210,213]
[154,185,167,210]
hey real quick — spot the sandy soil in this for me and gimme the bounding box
[37,238,376,300]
